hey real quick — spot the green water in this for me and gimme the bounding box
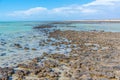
[0,21,48,33]
[1,21,120,33]
[57,23,120,32]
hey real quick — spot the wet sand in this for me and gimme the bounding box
[1,29,120,80]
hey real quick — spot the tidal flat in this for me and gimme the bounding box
[0,22,120,80]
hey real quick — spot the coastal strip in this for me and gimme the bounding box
[0,29,120,80]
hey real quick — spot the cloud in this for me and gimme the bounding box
[8,7,47,17]
[84,0,120,6]
[7,0,120,20]
[52,6,82,13]
[52,5,97,14]
[8,5,97,17]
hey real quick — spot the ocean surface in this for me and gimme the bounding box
[0,21,50,33]
[0,21,120,33]
[61,23,120,32]
[0,21,120,67]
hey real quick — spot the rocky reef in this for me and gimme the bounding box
[1,29,120,80]
[33,24,56,29]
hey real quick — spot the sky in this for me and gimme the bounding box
[0,0,120,21]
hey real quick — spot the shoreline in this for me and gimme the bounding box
[51,20,120,24]
[0,29,120,79]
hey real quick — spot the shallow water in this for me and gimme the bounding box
[0,21,51,33]
[56,23,120,32]
[0,21,69,67]
[0,21,120,67]
[1,21,120,33]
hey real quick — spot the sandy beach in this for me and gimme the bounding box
[0,25,120,80]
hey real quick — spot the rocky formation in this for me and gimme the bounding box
[1,30,120,80]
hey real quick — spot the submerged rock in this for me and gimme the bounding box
[14,43,22,48]
[0,53,6,56]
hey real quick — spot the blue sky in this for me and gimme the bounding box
[0,0,120,21]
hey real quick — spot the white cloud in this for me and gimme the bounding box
[52,5,97,14]
[52,6,81,13]
[84,0,120,6]
[7,0,120,20]
[8,5,97,17]
[8,7,47,17]
[81,9,97,13]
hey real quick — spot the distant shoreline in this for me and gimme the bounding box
[50,20,120,24]
[1,20,120,23]
[65,20,120,23]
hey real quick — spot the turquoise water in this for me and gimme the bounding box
[58,23,120,32]
[0,21,50,33]
[0,21,120,33]
[0,21,120,68]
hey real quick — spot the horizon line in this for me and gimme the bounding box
[1,19,120,22]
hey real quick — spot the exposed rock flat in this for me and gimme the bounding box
[1,30,120,80]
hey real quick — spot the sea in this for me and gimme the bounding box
[0,21,120,67]
[0,21,120,33]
